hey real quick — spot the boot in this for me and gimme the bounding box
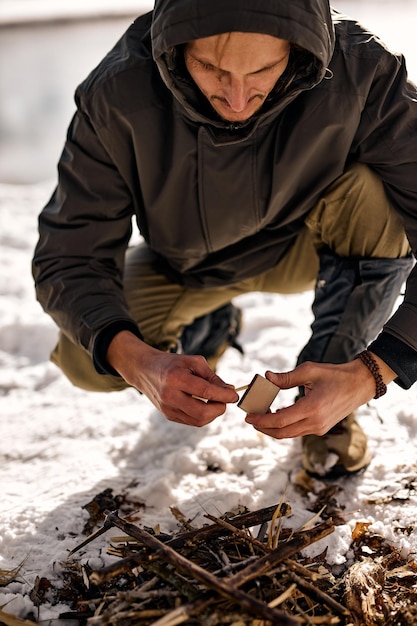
[302,414,372,478]
[179,303,243,369]
[298,247,413,476]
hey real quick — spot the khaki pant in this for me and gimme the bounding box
[52,164,410,391]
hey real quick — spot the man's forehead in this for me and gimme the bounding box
[185,32,290,73]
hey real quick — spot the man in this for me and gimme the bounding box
[33,0,417,478]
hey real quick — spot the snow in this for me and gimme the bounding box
[1,2,417,623]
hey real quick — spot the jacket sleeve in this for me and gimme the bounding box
[352,50,417,386]
[32,107,138,357]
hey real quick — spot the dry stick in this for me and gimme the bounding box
[147,560,201,601]
[97,511,299,626]
[90,554,148,585]
[67,520,113,557]
[149,520,335,626]
[88,502,291,584]
[284,559,320,581]
[286,571,350,617]
[203,512,270,553]
[203,515,326,585]
[269,491,288,550]
[226,519,335,588]
[89,608,167,625]
[84,503,290,555]
[91,555,200,604]
[268,583,298,609]
[148,591,221,626]
[104,517,333,626]
[169,502,290,551]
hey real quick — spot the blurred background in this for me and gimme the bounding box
[0,0,416,184]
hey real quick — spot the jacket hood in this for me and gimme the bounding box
[151,0,335,125]
[153,1,334,67]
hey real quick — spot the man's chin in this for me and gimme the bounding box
[212,101,262,124]
[216,110,256,124]
[222,114,251,123]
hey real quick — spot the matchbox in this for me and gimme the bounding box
[237,374,280,414]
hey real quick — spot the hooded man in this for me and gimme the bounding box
[33,0,417,477]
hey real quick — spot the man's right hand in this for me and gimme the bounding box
[106,330,239,426]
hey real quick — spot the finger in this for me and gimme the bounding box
[163,399,222,427]
[193,366,235,390]
[265,364,313,391]
[249,417,313,440]
[246,394,345,438]
[166,386,230,425]
[181,356,239,402]
[189,378,239,404]
[205,369,236,389]
[245,400,308,430]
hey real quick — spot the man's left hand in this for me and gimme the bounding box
[244,356,394,439]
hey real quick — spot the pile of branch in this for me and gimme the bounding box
[60,502,353,625]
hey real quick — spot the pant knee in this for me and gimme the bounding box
[306,163,410,258]
[51,332,129,392]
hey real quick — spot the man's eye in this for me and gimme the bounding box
[200,63,214,71]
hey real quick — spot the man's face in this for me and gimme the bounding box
[184,32,290,123]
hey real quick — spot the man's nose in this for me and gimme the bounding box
[224,77,248,112]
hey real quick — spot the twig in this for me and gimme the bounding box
[286,570,350,617]
[78,507,337,626]
[227,519,335,588]
[97,511,300,625]
[89,554,147,585]
[88,502,291,584]
[165,501,292,552]
[169,506,196,531]
[68,512,115,556]
[112,517,333,626]
[203,513,269,553]
[268,582,297,608]
[268,491,288,549]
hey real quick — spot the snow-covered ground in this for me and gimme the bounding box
[1,2,417,623]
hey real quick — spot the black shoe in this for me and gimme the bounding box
[180,303,244,365]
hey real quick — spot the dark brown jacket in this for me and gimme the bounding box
[33,0,417,383]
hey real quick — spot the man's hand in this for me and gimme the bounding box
[106,330,239,425]
[245,354,396,439]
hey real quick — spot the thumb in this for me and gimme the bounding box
[265,367,307,391]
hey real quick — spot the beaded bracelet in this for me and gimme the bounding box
[354,350,387,399]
